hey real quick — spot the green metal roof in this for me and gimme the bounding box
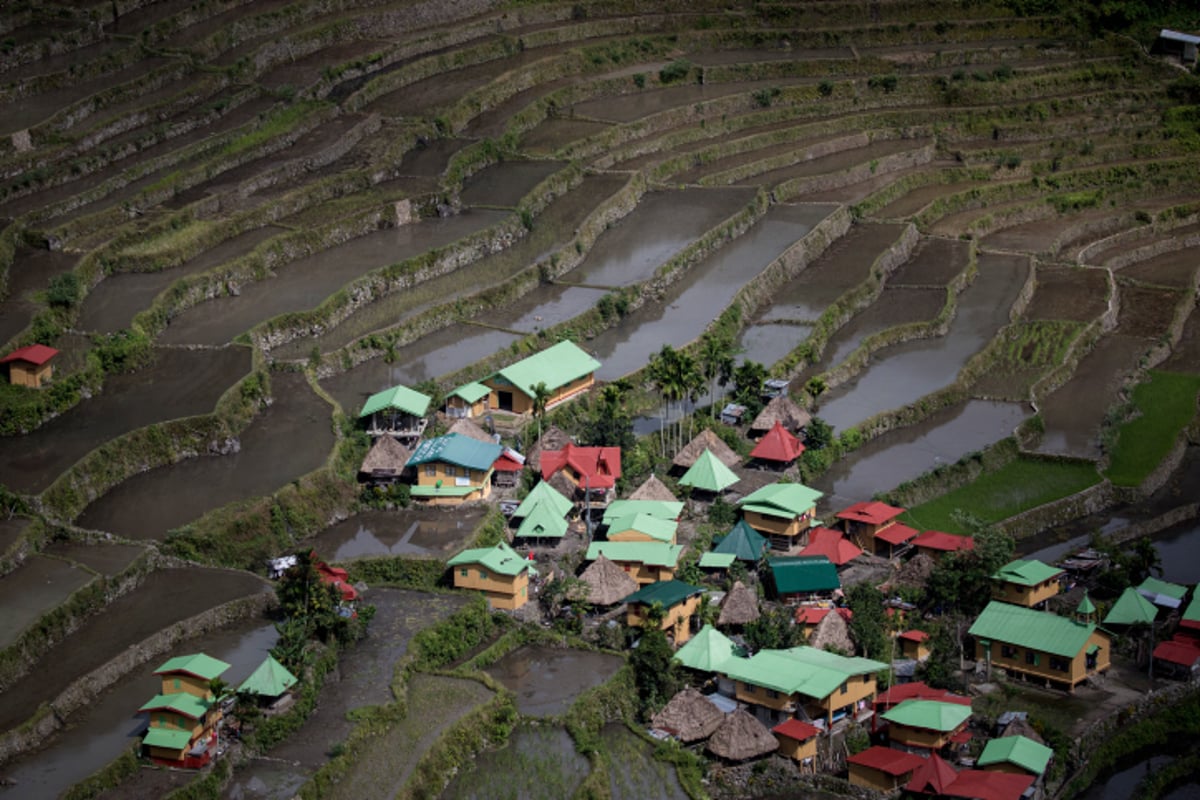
[720,646,886,700]
[1184,595,1200,624]
[738,482,823,518]
[237,655,298,697]
[712,520,768,562]
[407,433,502,472]
[881,699,972,732]
[449,381,491,404]
[1103,587,1158,626]
[139,693,211,720]
[491,340,600,397]
[143,728,194,750]
[586,541,683,567]
[673,624,742,672]
[977,735,1054,775]
[768,556,840,595]
[515,501,569,539]
[448,542,534,577]
[699,552,736,569]
[410,484,479,497]
[623,579,704,608]
[515,481,573,519]
[359,384,431,418]
[1137,576,1187,601]
[606,513,677,543]
[992,559,1063,587]
[679,448,740,493]
[603,499,683,522]
[155,653,230,681]
[1077,592,1096,615]
[969,601,1098,658]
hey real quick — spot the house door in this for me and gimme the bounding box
[497,391,513,411]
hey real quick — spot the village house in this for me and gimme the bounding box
[772,718,821,769]
[574,554,639,607]
[767,555,840,603]
[585,541,684,584]
[623,579,705,644]
[909,530,974,561]
[511,480,572,544]
[358,434,412,486]
[139,653,230,768]
[738,482,823,552]
[407,433,502,505]
[236,655,299,713]
[1,344,59,388]
[748,420,805,468]
[872,681,971,733]
[605,513,678,544]
[711,519,769,563]
[880,699,973,752]
[978,734,1054,783]
[719,646,886,729]
[992,559,1064,608]
[750,392,811,437]
[490,446,525,488]
[445,381,490,419]
[798,527,864,567]
[483,339,599,414]
[847,746,925,791]
[970,601,1111,691]
[603,498,684,523]
[795,606,852,639]
[447,542,537,610]
[673,428,741,475]
[359,383,431,442]
[1103,586,1159,627]
[540,442,621,506]
[673,624,742,678]
[835,501,917,557]
[897,630,931,661]
[1137,576,1188,609]
[678,448,741,495]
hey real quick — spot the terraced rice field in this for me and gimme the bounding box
[0,0,1199,795]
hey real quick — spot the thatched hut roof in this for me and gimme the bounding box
[629,474,677,502]
[447,417,494,443]
[890,553,937,589]
[707,708,778,761]
[750,394,811,435]
[576,555,639,606]
[673,429,740,470]
[548,471,579,501]
[651,687,725,743]
[718,581,761,627]
[1002,717,1046,745]
[360,435,412,476]
[527,425,572,472]
[809,605,856,654]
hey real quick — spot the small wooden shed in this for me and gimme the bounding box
[2,344,59,388]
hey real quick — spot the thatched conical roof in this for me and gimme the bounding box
[527,425,572,472]
[629,474,677,502]
[750,394,811,434]
[1002,716,1046,744]
[707,708,778,761]
[576,554,639,606]
[652,687,725,742]
[891,552,936,588]
[718,581,761,627]
[448,416,494,443]
[673,429,740,470]
[360,435,412,476]
[809,605,856,654]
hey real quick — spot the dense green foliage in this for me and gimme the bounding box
[846,584,890,662]
[925,523,1015,617]
[628,618,682,721]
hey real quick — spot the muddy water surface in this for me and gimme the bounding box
[0,567,269,733]
[0,248,79,344]
[75,371,333,539]
[158,210,507,345]
[78,226,286,333]
[808,287,945,374]
[44,541,144,575]
[440,725,589,800]
[0,556,94,649]
[724,138,929,189]
[0,519,30,556]
[0,346,251,496]
[0,621,276,800]
[872,180,981,219]
[485,646,623,717]
[602,723,689,800]
[307,508,483,560]
[460,160,566,208]
[590,203,834,380]
[812,400,1029,509]
[737,322,814,368]
[817,252,1027,432]
[496,284,608,334]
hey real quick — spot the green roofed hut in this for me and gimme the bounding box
[237,655,298,710]
[514,480,573,520]
[970,601,1111,691]
[880,700,972,750]
[712,520,769,563]
[1104,586,1159,626]
[767,556,840,602]
[446,381,491,419]
[674,624,743,675]
[679,448,741,495]
[624,579,705,644]
[360,384,431,442]
[484,340,600,415]
[603,499,684,522]
[448,542,537,610]
[606,512,677,544]
[978,734,1054,778]
[586,541,684,585]
[992,559,1064,608]
[738,482,823,552]
[141,652,230,768]
[514,499,570,543]
[407,433,503,505]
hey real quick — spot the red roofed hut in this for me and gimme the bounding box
[940,770,1035,800]
[911,530,975,561]
[748,421,804,467]
[837,501,916,556]
[898,629,932,661]
[848,745,925,791]
[2,344,59,388]
[799,527,863,566]
[541,442,621,506]
[905,751,958,795]
[773,719,820,768]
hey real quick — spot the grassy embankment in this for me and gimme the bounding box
[1103,370,1200,487]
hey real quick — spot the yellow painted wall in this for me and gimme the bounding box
[148,744,188,762]
[887,722,956,750]
[976,628,1111,688]
[776,735,818,762]
[486,374,595,415]
[453,566,529,609]
[447,397,488,418]
[415,461,489,489]
[849,764,909,792]
[815,674,877,724]
[899,639,931,661]
[744,510,807,538]
[609,559,675,585]
[733,681,796,712]
[993,579,1059,607]
[8,362,52,388]
[627,595,700,643]
[607,529,676,545]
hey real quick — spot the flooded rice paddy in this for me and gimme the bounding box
[485,646,623,717]
[439,724,589,800]
[602,724,690,800]
[0,555,95,649]
[306,508,483,560]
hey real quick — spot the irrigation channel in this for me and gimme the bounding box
[1,0,1200,798]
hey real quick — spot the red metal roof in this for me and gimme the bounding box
[540,442,621,489]
[849,746,925,775]
[942,770,1035,800]
[794,606,852,625]
[748,421,804,463]
[492,452,524,472]
[773,718,821,741]
[912,530,975,553]
[905,751,957,794]
[875,522,919,545]
[837,501,904,525]
[315,560,357,601]
[949,730,973,744]
[1153,636,1200,668]
[899,629,930,643]
[799,527,864,566]
[1,344,59,366]
[874,681,971,709]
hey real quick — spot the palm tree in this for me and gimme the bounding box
[648,346,676,456]
[531,381,552,442]
[677,350,702,449]
[698,331,736,419]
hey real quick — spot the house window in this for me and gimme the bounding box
[840,680,849,694]
[1026,650,1040,667]
[1001,645,1017,659]
[446,466,457,478]
[743,683,757,694]
[1049,656,1070,672]
[767,689,779,699]
[173,679,181,690]
[478,570,488,580]
[425,464,436,477]
[460,568,469,577]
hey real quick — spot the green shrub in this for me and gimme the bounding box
[658,59,692,84]
[46,272,80,309]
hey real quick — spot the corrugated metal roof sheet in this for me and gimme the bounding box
[492,340,600,396]
[155,653,230,681]
[679,448,740,492]
[739,482,823,517]
[359,384,431,418]
[978,735,1053,775]
[407,433,503,471]
[623,579,704,608]
[769,556,840,595]
[970,601,1098,657]
[993,559,1063,586]
[881,699,972,732]
[448,542,535,576]
[586,541,684,567]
